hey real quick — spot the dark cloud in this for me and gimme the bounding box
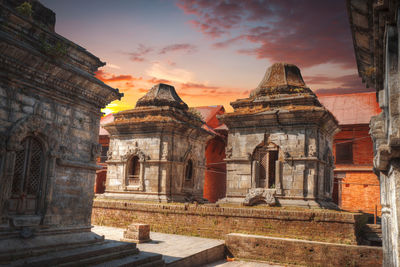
[177,0,356,69]
[159,43,197,54]
[306,74,373,95]
[126,44,153,62]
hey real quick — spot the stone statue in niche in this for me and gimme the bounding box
[161,142,168,160]
[107,150,113,160]
[225,146,232,159]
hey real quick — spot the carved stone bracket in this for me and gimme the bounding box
[243,188,276,206]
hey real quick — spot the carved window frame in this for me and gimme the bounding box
[1,115,60,223]
[123,147,146,191]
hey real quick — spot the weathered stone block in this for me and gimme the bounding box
[122,223,151,243]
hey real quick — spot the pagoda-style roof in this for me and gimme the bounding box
[250,63,312,97]
[136,83,188,110]
[231,63,320,110]
[104,83,213,136]
[218,63,339,134]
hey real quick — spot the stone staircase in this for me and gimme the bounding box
[0,239,164,267]
[362,224,382,246]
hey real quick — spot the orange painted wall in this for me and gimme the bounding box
[95,135,109,194]
[340,172,381,215]
[203,136,226,202]
[332,125,381,215]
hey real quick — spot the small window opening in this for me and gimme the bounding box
[336,142,353,164]
[128,156,140,185]
[185,160,193,181]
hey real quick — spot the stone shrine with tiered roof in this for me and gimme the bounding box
[104,83,212,202]
[219,63,339,207]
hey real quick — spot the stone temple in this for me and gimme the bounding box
[0,1,164,265]
[219,63,339,207]
[103,83,212,202]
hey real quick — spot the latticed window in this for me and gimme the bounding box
[254,143,278,189]
[10,137,44,214]
[127,156,140,185]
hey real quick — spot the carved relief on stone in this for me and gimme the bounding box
[7,114,61,152]
[122,143,149,161]
[243,188,276,206]
[107,150,113,160]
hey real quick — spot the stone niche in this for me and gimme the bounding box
[219,63,339,207]
[0,0,121,254]
[104,83,212,202]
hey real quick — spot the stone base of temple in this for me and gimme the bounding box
[102,191,205,203]
[218,195,338,209]
[0,229,164,266]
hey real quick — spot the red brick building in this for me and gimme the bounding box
[195,106,227,203]
[94,113,114,194]
[319,92,381,215]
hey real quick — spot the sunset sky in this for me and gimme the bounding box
[41,0,372,114]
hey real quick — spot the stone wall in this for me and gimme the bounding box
[105,131,207,201]
[225,233,382,266]
[92,199,365,244]
[224,125,334,205]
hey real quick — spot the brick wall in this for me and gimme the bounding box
[334,125,374,165]
[92,199,366,244]
[341,172,381,215]
[204,137,226,202]
[226,233,382,266]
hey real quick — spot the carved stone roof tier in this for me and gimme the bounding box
[0,1,123,108]
[219,63,339,133]
[347,0,399,92]
[230,63,320,110]
[250,63,313,97]
[105,84,213,137]
[136,83,188,110]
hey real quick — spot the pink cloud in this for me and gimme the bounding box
[159,43,197,54]
[126,44,153,62]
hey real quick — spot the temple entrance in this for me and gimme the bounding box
[8,137,44,215]
[254,143,278,189]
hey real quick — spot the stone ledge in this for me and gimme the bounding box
[225,233,382,267]
[93,199,360,223]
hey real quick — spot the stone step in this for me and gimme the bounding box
[7,241,138,267]
[362,224,382,245]
[0,236,102,263]
[92,251,165,267]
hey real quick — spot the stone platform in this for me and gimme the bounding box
[93,225,225,266]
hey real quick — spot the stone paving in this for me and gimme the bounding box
[92,225,281,266]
